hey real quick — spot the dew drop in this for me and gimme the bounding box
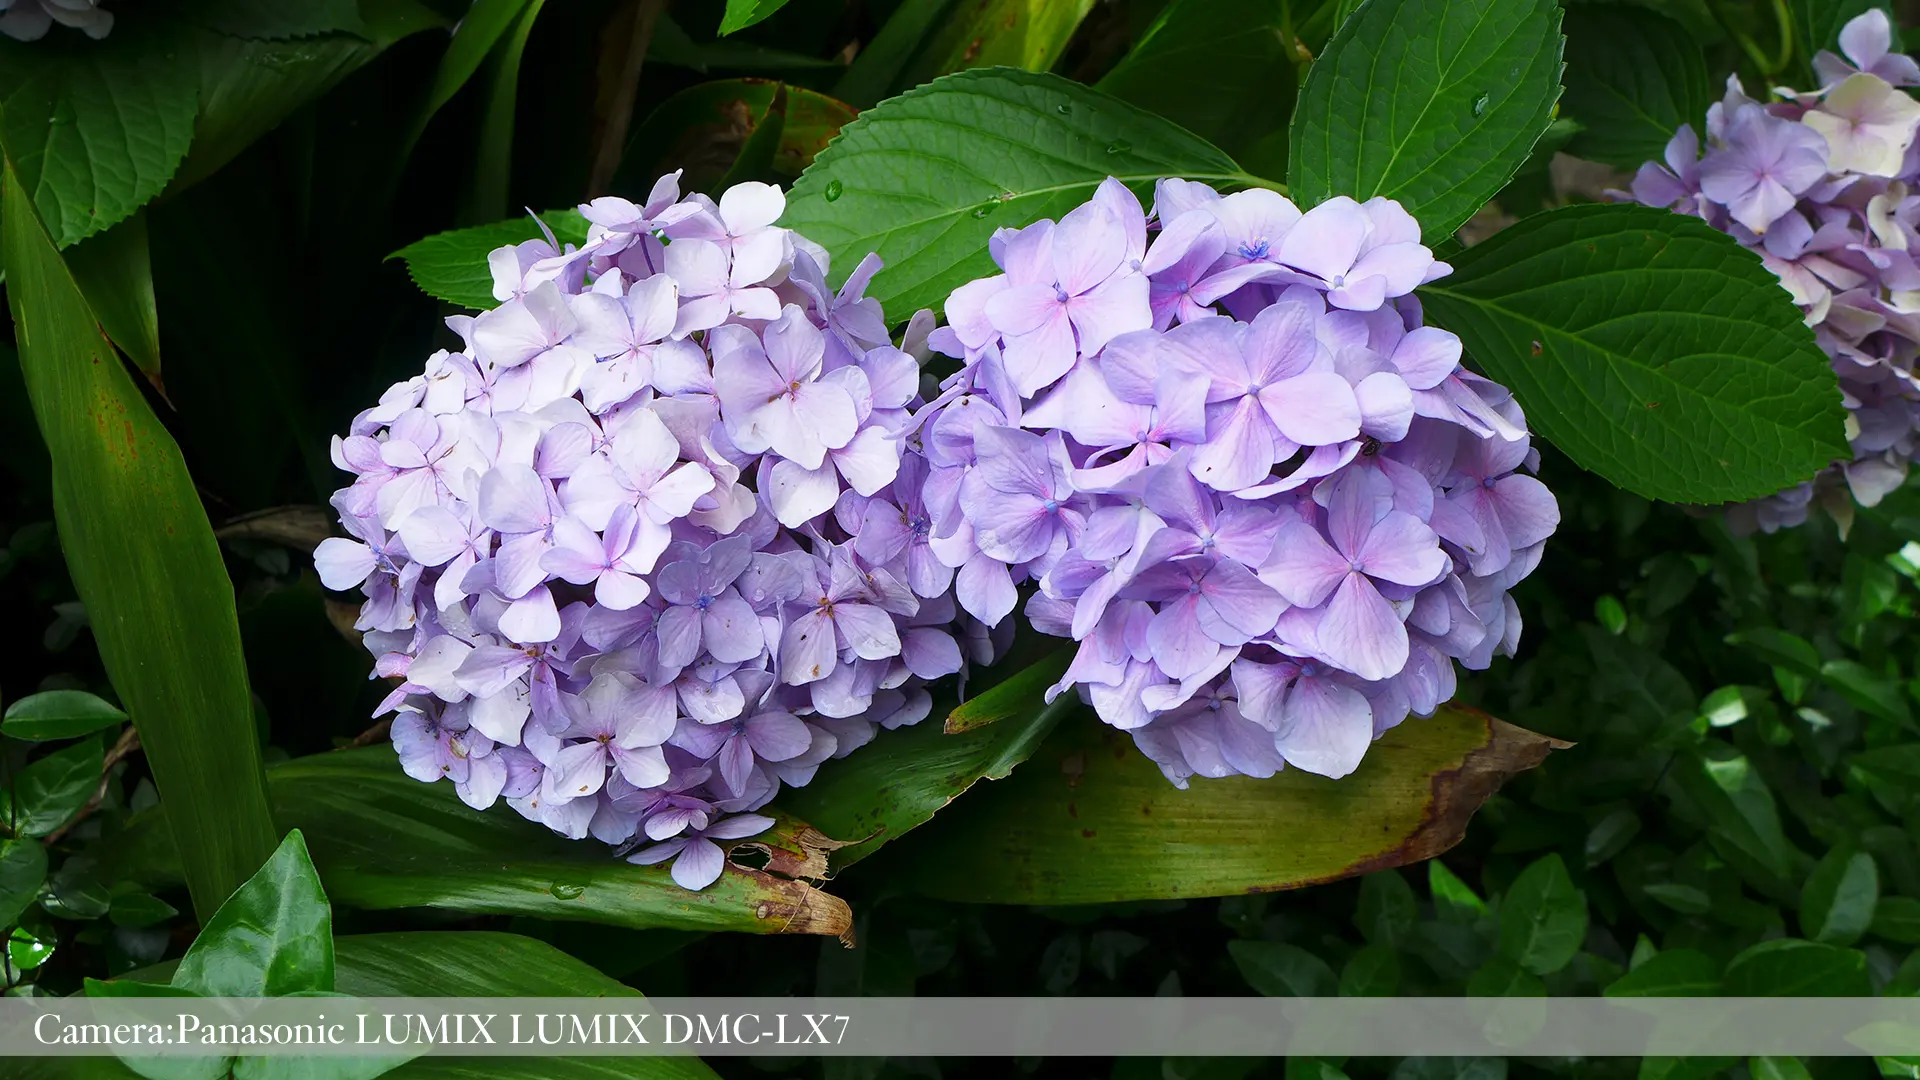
[1106,140,1132,155]
[548,881,586,900]
[1055,103,1072,115]
[823,179,843,202]
[1472,93,1490,118]
[972,205,992,218]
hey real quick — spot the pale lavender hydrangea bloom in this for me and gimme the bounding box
[0,0,110,41]
[1620,11,1920,534]
[319,174,1004,890]
[910,177,1557,787]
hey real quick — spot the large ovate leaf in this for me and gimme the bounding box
[0,837,48,927]
[2,158,280,919]
[719,0,793,35]
[1288,0,1564,241]
[1722,938,1872,995]
[1603,948,1722,996]
[1096,0,1301,179]
[783,67,1261,316]
[392,209,589,309]
[0,21,198,248]
[889,703,1560,904]
[1497,853,1589,975]
[1801,848,1880,945]
[12,737,102,838]
[777,693,1074,869]
[1561,5,1712,169]
[106,748,850,939]
[173,830,332,997]
[1418,203,1848,504]
[904,0,1096,85]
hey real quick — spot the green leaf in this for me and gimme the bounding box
[1852,744,1920,789]
[188,0,368,39]
[1338,942,1402,996]
[1228,939,1339,996]
[3,158,280,919]
[173,830,332,997]
[779,692,1072,868]
[83,980,229,1080]
[719,0,792,35]
[1560,5,1712,169]
[1584,809,1641,867]
[104,748,852,939]
[0,837,47,927]
[783,67,1259,317]
[1,688,126,742]
[107,891,179,930]
[1604,948,1722,996]
[903,0,1097,85]
[1429,858,1491,923]
[893,704,1558,903]
[171,6,443,195]
[1419,203,1848,504]
[1642,882,1712,914]
[1095,0,1299,177]
[11,737,101,837]
[1801,848,1879,945]
[618,79,858,196]
[1723,939,1872,995]
[1728,627,1822,675]
[1288,0,1564,241]
[1821,659,1912,726]
[1466,955,1547,996]
[63,211,162,387]
[1750,1058,1815,1080]
[1872,895,1920,944]
[1671,753,1798,892]
[460,0,546,225]
[391,209,589,309]
[1356,869,1417,946]
[941,646,1072,733]
[833,0,950,108]
[1497,853,1589,975]
[0,22,198,248]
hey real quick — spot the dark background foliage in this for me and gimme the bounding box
[7,2,1920,1080]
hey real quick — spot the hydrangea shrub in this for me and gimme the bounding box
[1623,10,1920,533]
[317,175,1001,889]
[913,179,1557,785]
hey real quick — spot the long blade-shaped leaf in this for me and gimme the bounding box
[102,748,851,938]
[1,157,279,919]
[891,703,1561,904]
[63,211,162,389]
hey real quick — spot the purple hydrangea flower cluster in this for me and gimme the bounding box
[0,0,110,40]
[1621,10,1920,533]
[317,174,1004,890]
[907,178,1559,786]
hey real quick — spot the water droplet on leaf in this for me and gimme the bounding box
[1055,103,1072,115]
[1106,141,1131,155]
[972,205,992,218]
[823,179,843,202]
[548,881,586,900]
[1472,94,1490,117]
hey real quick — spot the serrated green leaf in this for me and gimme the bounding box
[1801,848,1879,945]
[3,157,280,918]
[1723,938,1871,995]
[783,67,1260,317]
[12,738,101,837]
[1420,203,1848,504]
[1229,939,1339,996]
[173,830,331,997]
[719,0,792,35]
[2,688,126,742]
[1095,0,1298,177]
[1560,5,1713,168]
[188,0,368,39]
[391,210,590,309]
[0,24,198,248]
[1288,0,1564,241]
[0,837,47,928]
[1497,853,1588,975]
[1604,947,1721,996]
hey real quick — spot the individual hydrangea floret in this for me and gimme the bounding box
[319,173,1005,891]
[1619,9,1920,534]
[0,0,110,40]
[904,177,1559,787]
